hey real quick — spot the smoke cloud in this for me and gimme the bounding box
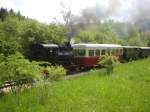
[76,0,122,23]
[78,0,150,23]
[132,0,150,23]
[106,0,121,17]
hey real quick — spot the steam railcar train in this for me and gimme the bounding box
[29,43,150,69]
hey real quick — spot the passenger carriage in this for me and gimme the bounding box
[72,44,123,68]
[140,47,150,58]
[122,46,150,61]
[122,46,141,61]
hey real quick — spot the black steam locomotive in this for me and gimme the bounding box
[29,42,74,67]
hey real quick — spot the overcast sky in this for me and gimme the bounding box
[0,0,147,23]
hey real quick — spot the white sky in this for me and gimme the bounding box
[0,0,137,23]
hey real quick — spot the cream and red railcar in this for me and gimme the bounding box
[72,44,123,67]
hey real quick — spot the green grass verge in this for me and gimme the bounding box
[0,58,150,112]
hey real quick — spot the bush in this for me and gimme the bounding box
[42,66,66,81]
[0,53,42,90]
[99,54,119,74]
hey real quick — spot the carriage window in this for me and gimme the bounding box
[89,50,94,56]
[101,50,106,55]
[111,49,116,55]
[78,49,86,56]
[107,49,111,55]
[116,49,120,55]
[119,49,123,54]
[118,49,121,54]
[95,50,100,56]
[117,49,122,55]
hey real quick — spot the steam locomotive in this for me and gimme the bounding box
[29,42,73,66]
[29,42,150,70]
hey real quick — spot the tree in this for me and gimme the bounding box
[128,28,143,46]
[74,24,122,44]
[0,16,21,56]
[0,8,8,21]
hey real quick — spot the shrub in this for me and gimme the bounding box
[99,54,119,74]
[0,52,42,91]
[42,65,66,81]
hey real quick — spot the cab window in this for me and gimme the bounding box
[89,50,94,56]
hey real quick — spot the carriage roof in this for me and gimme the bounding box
[140,47,150,49]
[122,46,140,48]
[72,43,122,49]
[122,46,150,49]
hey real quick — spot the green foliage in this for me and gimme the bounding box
[141,31,150,47]
[18,19,67,56]
[99,54,119,74]
[0,52,66,93]
[0,53,42,85]
[43,65,66,81]
[47,24,67,44]
[0,16,21,56]
[0,37,21,56]
[127,28,143,46]
[74,21,149,47]
[0,54,5,62]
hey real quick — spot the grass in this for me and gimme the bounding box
[0,58,150,112]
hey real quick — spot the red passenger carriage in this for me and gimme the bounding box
[72,44,123,68]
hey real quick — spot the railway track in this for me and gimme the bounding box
[65,69,92,79]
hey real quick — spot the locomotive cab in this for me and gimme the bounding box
[29,43,58,62]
